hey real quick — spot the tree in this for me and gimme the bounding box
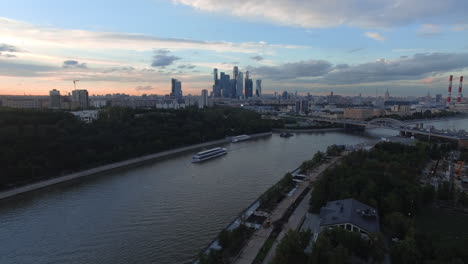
[391,238,421,264]
[384,212,412,240]
[271,230,311,264]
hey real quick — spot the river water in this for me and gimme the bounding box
[0,120,463,264]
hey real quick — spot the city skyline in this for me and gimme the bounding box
[1,0,468,96]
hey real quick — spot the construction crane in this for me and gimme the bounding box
[73,80,80,90]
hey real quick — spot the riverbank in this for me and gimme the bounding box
[272,128,347,133]
[0,132,272,200]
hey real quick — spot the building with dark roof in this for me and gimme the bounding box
[319,198,380,236]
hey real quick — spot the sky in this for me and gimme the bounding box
[0,0,468,96]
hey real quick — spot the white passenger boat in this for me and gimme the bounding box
[192,147,227,163]
[231,135,251,143]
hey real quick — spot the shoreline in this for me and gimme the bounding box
[0,132,272,200]
[272,128,346,133]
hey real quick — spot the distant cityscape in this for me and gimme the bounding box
[0,66,466,124]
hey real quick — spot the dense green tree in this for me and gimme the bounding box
[390,238,421,264]
[384,212,412,240]
[270,230,311,264]
[0,107,274,189]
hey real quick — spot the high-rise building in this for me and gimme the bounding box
[213,68,218,82]
[199,89,209,108]
[229,79,237,98]
[436,94,442,104]
[233,66,239,80]
[220,72,231,98]
[236,72,244,99]
[212,68,221,97]
[212,69,221,97]
[71,90,89,109]
[171,78,183,100]
[244,71,253,98]
[256,80,262,97]
[49,89,61,108]
[282,91,288,100]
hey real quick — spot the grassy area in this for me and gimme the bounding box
[416,207,468,238]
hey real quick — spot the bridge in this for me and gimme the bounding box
[308,117,468,147]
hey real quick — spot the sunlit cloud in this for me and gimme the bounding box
[364,32,386,42]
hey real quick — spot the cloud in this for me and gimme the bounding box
[364,32,385,41]
[250,55,264,61]
[0,43,20,58]
[173,0,468,28]
[246,60,333,80]
[323,53,468,84]
[0,60,57,77]
[151,49,181,67]
[63,60,87,68]
[177,64,196,69]
[0,53,16,58]
[246,53,468,86]
[135,85,155,91]
[0,18,304,55]
[0,43,19,52]
[418,24,442,36]
[347,48,365,53]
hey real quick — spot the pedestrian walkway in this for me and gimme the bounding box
[232,155,343,264]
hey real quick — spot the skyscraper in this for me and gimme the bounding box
[244,71,253,98]
[256,80,262,97]
[71,90,89,109]
[220,72,231,98]
[213,68,218,82]
[236,72,244,99]
[233,66,239,80]
[171,78,183,100]
[49,89,61,108]
[213,68,221,97]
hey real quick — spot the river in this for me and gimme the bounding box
[0,119,463,264]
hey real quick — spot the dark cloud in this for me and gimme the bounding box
[247,60,333,80]
[251,55,264,61]
[178,64,196,69]
[324,52,468,84]
[63,60,87,69]
[102,66,135,73]
[151,49,181,67]
[335,64,349,69]
[135,85,155,91]
[247,53,468,86]
[0,43,20,58]
[0,43,19,52]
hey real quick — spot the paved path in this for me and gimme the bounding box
[232,155,343,264]
[232,180,309,264]
[262,191,312,264]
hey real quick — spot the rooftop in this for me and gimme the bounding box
[319,198,380,233]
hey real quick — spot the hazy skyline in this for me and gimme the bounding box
[0,0,467,96]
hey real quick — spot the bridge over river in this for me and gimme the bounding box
[310,117,468,147]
